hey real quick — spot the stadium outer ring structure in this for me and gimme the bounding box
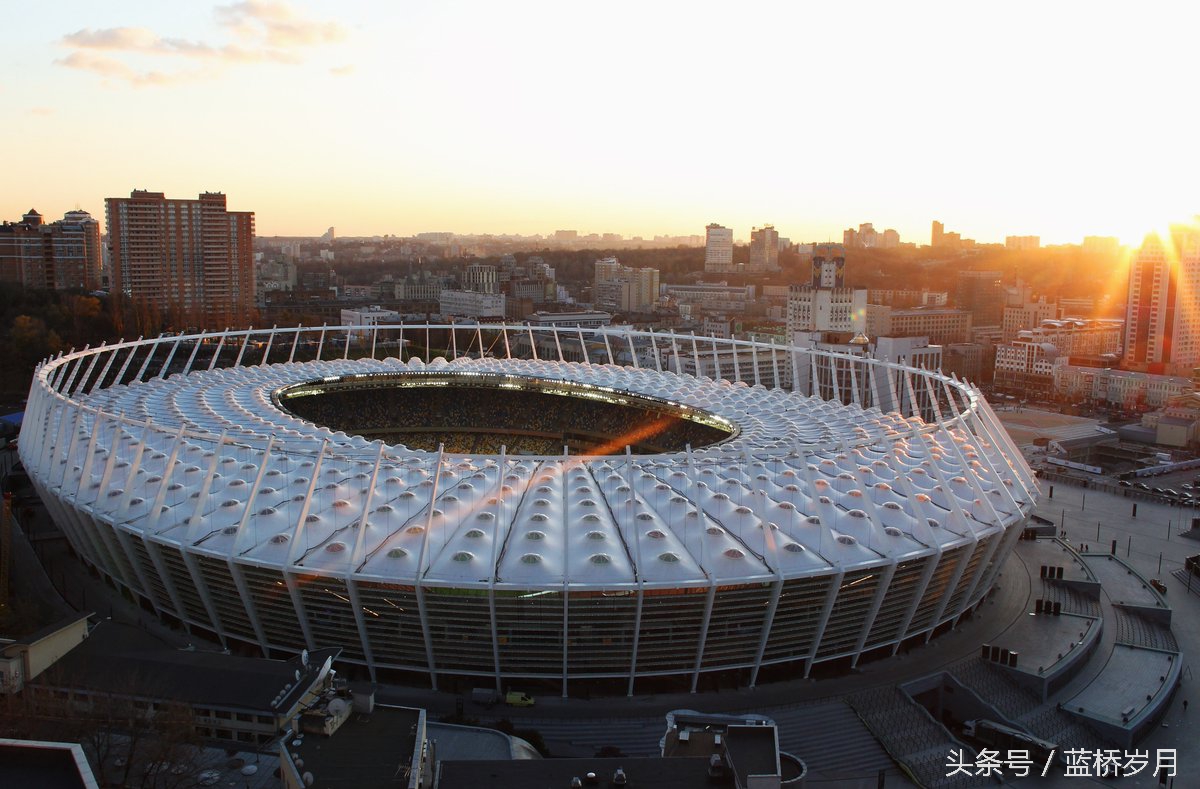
[20,324,1038,695]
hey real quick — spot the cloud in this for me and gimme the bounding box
[57,1,346,86]
[216,1,346,48]
[55,50,201,87]
[330,64,355,77]
[28,107,56,117]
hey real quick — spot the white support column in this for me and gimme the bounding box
[669,331,681,375]
[61,348,88,394]
[751,342,761,386]
[710,336,721,380]
[952,531,1004,624]
[488,447,507,693]
[41,403,74,489]
[182,336,202,376]
[626,329,638,369]
[978,513,1026,596]
[114,420,154,520]
[71,345,100,393]
[649,329,662,372]
[231,437,277,555]
[848,358,861,406]
[284,571,317,650]
[925,540,978,639]
[262,326,277,365]
[866,362,882,411]
[184,432,229,544]
[527,326,538,360]
[450,324,457,360]
[343,326,352,360]
[602,330,613,365]
[885,365,901,414]
[502,324,512,359]
[112,526,155,605]
[233,329,253,368]
[72,410,104,500]
[147,427,189,535]
[626,586,644,697]
[144,538,189,625]
[345,578,377,681]
[690,334,701,377]
[207,333,227,371]
[852,562,897,667]
[369,325,378,360]
[288,325,301,364]
[749,578,784,687]
[228,561,271,656]
[316,324,327,361]
[771,341,781,390]
[733,340,743,382]
[158,337,183,379]
[181,549,228,648]
[114,339,143,384]
[414,448,446,690]
[830,356,842,403]
[285,441,329,566]
[89,346,118,394]
[892,552,941,653]
[804,571,844,678]
[133,334,163,383]
[52,406,85,491]
[553,326,564,362]
[791,349,801,392]
[690,579,717,693]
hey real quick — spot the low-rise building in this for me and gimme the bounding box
[1052,364,1192,411]
[439,289,506,320]
[1,614,90,695]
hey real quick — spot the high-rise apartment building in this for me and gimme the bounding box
[0,208,102,290]
[463,263,498,294]
[956,270,1005,328]
[747,225,780,273]
[931,220,944,247]
[106,190,255,329]
[704,223,734,273]
[1123,228,1200,374]
[594,257,659,313]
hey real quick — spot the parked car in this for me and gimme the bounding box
[505,690,535,707]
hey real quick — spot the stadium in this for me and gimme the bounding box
[19,324,1037,694]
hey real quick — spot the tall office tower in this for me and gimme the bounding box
[1124,228,1200,374]
[463,263,498,294]
[880,228,900,249]
[747,225,780,273]
[843,227,859,247]
[788,243,866,336]
[857,223,878,248]
[931,220,944,247]
[704,223,734,273]
[106,190,255,330]
[0,208,102,290]
[956,270,1005,328]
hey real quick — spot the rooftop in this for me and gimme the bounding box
[39,621,338,714]
[0,740,98,789]
[289,705,421,789]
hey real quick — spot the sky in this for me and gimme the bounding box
[3,1,1198,245]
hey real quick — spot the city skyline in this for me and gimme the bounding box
[4,1,1197,245]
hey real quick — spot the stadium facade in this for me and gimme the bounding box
[19,325,1037,694]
